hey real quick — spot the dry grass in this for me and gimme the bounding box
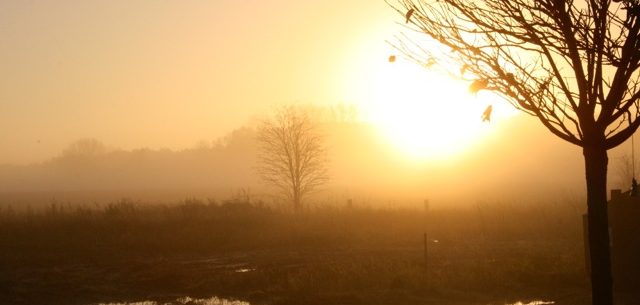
[0,198,589,305]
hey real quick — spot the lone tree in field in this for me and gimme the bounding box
[257,106,329,212]
[388,0,640,304]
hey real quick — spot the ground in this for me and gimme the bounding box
[0,200,591,305]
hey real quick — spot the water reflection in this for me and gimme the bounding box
[508,301,554,305]
[95,296,554,305]
[96,296,250,305]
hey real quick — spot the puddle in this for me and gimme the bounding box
[234,268,255,273]
[95,296,250,305]
[95,296,553,305]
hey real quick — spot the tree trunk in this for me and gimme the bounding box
[583,146,613,305]
[293,191,302,213]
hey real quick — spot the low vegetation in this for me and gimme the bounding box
[0,198,589,305]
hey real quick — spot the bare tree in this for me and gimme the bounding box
[614,154,636,189]
[388,1,640,304]
[257,106,329,212]
[61,138,107,158]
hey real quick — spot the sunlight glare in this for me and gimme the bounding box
[368,57,515,161]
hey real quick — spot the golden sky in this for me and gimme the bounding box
[2,0,640,205]
[0,0,634,188]
[0,0,401,164]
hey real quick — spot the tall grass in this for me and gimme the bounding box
[0,197,589,305]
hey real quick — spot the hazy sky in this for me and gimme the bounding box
[0,0,400,164]
[1,0,636,178]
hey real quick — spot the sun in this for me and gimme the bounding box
[366,57,513,161]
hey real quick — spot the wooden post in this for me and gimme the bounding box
[424,199,430,289]
[424,232,428,269]
[424,232,429,290]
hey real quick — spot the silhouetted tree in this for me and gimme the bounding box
[257,106,329,212]
[614,154,636,190]
[389,1,640,304]
[60,138,107,158]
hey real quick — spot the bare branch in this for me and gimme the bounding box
[390,0,640,148]
[256,106,329,212]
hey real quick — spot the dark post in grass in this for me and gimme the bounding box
[424,199,429,289]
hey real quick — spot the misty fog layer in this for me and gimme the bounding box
[1,113,625,208]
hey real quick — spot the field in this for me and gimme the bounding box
[0,198,590,305]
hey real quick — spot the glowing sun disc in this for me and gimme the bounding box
[368,58,499,161]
